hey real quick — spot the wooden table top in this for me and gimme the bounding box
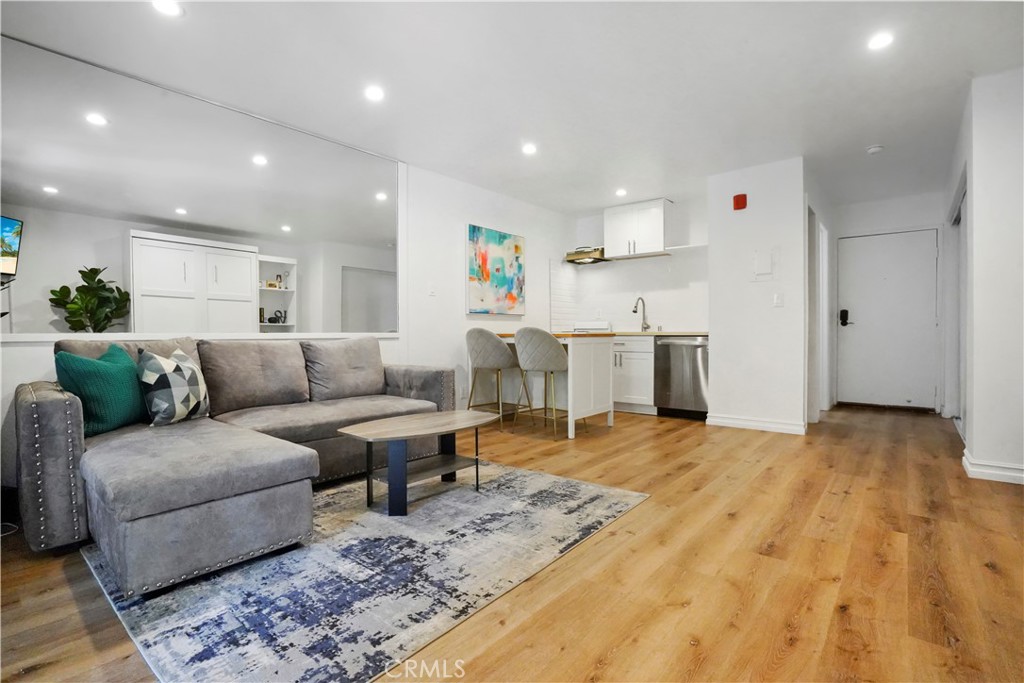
[495,332,615,338]
[337,410,499,442]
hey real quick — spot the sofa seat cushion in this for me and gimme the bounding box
[81,418,318,522]
[215,394,438,443]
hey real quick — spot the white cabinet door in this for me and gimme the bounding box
[206,248,257,332]
[134,240,200,296]
[613,351,655,405]
[136,295,205,333]
[207,299,257,333]
[133,239,202,332]
[603,206,637,257]
[633,201,665,254]
[207,248,255,300]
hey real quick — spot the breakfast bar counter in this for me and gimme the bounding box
[497,333,614,438]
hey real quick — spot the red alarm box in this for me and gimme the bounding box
[733,194,747,211]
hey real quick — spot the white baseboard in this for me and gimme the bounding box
[706,414,806,435]
[962,449,1024,485]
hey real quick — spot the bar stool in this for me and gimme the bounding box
[513,327,571,437]
[466,328,531,430]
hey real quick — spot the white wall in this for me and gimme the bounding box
[804,170,838,420]
[706,157,807,434]
[836,192,945,237]
[958,68,1024,484]
[401,165,572,402]
[0,203,306,334]
[302,241,396,333]
[567,200,710,334]
[573,251,709,333]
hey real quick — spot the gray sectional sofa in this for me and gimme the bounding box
[15,336,454,597]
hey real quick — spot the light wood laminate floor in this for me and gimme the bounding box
[2,407,1021,682]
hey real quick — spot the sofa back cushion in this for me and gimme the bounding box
[55,337,201,369]
[300,338,385,401]
[197,340,309,416]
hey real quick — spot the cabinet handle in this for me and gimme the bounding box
[182,262,186,282]
[214,265,219,284]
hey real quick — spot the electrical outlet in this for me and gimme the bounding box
[772,292,784,307]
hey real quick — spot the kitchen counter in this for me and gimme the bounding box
[609,331,709,337]
[493,332,614,438]
[497,332,615,338]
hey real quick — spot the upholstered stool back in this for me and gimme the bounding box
[466,328,518,370]
[513,327,568,373]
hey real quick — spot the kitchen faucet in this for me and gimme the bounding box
[632,296,650,332]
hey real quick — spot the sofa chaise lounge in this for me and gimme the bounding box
[15,336,454,597]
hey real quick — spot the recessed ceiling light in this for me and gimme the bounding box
[868,31,893,50]
[42,186,59,194]
[280,225,292,232]
[364,85,385,102]
[85,112,108,126]
[615,188,627,197]
[522,142,537,156]
[152,1,183,17]
[375,192,388,201]
[866,144,885,155]
[175,207,188,215]
[252,154,268,166]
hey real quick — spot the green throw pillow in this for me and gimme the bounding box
[55,345,148,437]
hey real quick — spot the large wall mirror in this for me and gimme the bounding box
[0,38,399,335]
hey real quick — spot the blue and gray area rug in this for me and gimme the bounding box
[82,462,647,682]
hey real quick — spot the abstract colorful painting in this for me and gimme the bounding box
[467,224,525,315]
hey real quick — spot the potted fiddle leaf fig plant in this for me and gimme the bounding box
[49,267,131,332]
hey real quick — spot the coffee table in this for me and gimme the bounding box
[337,410,499,516]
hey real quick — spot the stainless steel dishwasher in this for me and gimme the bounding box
[654,336,709,415]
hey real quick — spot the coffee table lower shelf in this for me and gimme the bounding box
[337,410,499,516]
[371,453,477,485]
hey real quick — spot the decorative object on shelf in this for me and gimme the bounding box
[48,266,130,332]
[259,307,265,323]
[282,271,290,289]
[467,224,525,315]
[264,280,279,289]
[276,274,283,286]
[267,309,287,324]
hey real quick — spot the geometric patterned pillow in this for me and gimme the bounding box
[136,348,210,426]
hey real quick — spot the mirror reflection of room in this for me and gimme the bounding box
[0,37,399,335]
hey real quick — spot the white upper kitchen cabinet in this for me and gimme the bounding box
[603,199,670,258]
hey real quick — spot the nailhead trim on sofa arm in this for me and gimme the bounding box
[15,382,87,551]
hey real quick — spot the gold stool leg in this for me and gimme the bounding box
[497,369,504,431]
[550,371,557,438]
[466,368,478,410]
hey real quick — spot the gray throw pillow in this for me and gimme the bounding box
[300,338,386,401]
[137,348,210,426]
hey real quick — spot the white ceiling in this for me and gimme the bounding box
[1,2,1021,215]
[1,39,398,247]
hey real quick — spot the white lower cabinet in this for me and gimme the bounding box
[612,337,655,411]
[130,231,258,333]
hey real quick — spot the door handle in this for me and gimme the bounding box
[840,309,854,326]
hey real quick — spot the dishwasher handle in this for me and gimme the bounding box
[656,338,708,347]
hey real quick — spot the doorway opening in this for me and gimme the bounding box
[836,229,940,409]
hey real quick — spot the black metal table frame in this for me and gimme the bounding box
[365,428,480,516]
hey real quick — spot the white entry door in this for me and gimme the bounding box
[837,229,938,408]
